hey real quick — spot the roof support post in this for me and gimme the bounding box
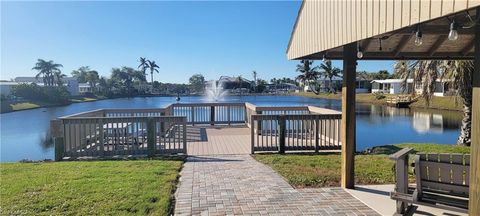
[341,42,357,189]
[468,7,480,215]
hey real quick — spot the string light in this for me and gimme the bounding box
[357,44,363,59]
[414,27,423,46]
[448,20,459,41]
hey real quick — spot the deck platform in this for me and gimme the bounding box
[186,126,251,155]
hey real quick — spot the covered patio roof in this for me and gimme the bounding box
[287,0,480,60]
[287,0,480,215]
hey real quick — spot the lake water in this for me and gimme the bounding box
[0,95,462,162]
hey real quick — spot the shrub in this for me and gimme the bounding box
[11,83,70,103]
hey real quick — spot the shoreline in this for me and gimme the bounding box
[1,93,463,114]
[294,92,463,112]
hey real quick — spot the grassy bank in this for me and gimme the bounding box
[0,159,183,215]
[0,97,106,113]
[254,143,469,188]
[295,92,463,111]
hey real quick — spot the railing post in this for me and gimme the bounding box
[99,118,105,156]
[227,105,231,125]
[54,137,64,161]
[183,121,187,154]
[256,111,262,135]
[147,117,156,157]
[251,115,255,154]
[210,106,215,125]
[315,117,320,153]
[191,106,195,126]
[278,115,286,154]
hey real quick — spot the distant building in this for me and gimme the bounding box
[266,83,300,93]
[0,77,80,96]
[371,79,452,96]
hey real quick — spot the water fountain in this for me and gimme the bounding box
[205,79,228,102]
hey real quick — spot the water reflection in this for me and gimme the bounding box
[0,96,462,162]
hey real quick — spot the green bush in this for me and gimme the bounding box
[11,83,70,103]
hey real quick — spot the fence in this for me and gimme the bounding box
[250,113,342,153]
[170,103,246,125]
[54,116,186,160]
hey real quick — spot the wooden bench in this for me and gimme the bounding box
[389,148,470,215]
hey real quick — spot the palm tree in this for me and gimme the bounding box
[85,70,100,90]
[319,60,342,93]
[32,59,63,86]
[394,60,474,146]
[147,60,160,84]
[71,66,90,83]
[53,71,66,86]
[295,60,320,94]
[138,57,148,80]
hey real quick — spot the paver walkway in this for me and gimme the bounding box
[174,155,379,215]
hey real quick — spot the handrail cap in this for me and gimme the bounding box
[389,147,414,160]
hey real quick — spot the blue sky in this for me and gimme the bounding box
[1,1,394,83]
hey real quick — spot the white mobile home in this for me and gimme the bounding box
[371,79,452,96]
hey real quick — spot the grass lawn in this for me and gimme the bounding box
[0,159,183,215]
[1,101,55,113]
[295,92,463,111]
[254,143,470,188]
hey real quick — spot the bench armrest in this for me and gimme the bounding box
[389,147,414,161]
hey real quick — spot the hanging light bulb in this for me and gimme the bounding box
[322,54,327,62]
[357,45,363,59]
[414,29,423,46]
[448,20,459,41]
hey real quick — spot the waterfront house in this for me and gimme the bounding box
[371,79,453,96]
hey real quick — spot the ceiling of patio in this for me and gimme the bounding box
[287,1,480,60]
[306,8,477,60]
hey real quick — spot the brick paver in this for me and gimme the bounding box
[174,155,379,215]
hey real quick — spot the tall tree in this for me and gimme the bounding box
[394,60,474,146]
[295,60,321,94]
[189,74,205,93]
[138,57,148,80]
[71,66,91,83]
[147,60,160,84]
[53,71,66,86]
[32,59,63,86]
[85,70,100,90]
[319,60,342,93]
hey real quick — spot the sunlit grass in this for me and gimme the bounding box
[0,159,183,215]
[254,143,469,188]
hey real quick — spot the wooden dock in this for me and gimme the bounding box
[385,95,415,108]
[186,126,251,155]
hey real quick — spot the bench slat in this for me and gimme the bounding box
[427,154,440,182]
[438,154,452,183]
[465,155,470,185]
[451,154,465,185]
[422,181,469,197]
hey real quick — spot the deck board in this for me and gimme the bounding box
[186,126,251,155]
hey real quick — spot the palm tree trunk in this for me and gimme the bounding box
[457,96,472,146]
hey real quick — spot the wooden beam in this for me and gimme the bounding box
[341,42,356,189]
[428,35,448,56]
[461,39,475,56]
[468,7,480,215]
[394,35,413,57]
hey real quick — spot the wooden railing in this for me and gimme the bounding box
[51,102,342,160]
[170,103,245,125]
[54,116,187,160]
[250,113,342,153]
